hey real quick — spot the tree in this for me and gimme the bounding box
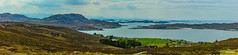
[134,42,142,47]
[119,40,127,48]
[99,35,142,48]
[93,33,97,36]
[177,41,182,45]
[100,39,111,44]
[106,35,115,39]
[99,34,104,37]
[165,43,170,47]
[215,39,218,42]
[114,41,120,47]
[127,40,134,48]
[127,40,141,48]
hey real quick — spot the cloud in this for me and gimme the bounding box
[108,0,136,2]
[127,5,137,10]
[158,0,221,9]
[104,5,137,10]
[26,1,62,7]
[0,0,238,20]
[93,2,100,5]
[164,0,221,3]
[107,5,125,10]
[66,0,90,5]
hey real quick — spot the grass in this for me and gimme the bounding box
[138,38,168,44]
[137,38,199,48]
[0,22,120,54]
[220,49,238,55]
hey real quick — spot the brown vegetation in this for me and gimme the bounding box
[0,22,238,55]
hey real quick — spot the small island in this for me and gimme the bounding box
[131,23,238,31]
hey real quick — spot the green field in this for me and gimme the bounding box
[220,49,238,55]
[138,38,168,44]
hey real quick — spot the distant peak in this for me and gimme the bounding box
[1,13,11,15]
[54,13,82,15]
[43,13,88,21]
[0,13,29,18]
[68,13,78,14]
[65,13,84,16]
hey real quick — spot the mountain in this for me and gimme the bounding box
[0,13,39,22]
[43,14,90,24]
[42,13,121,29]
[0,13,121,30]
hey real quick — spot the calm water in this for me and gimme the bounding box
[80,23,238,42]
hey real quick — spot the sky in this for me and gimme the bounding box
[0,0,238,20]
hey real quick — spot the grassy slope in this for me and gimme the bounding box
[0,22,121,55]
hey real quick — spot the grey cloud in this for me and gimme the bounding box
[66,0,90,5]
[164,0,221,4]
[127,5,137,10]
[93,2,100,5]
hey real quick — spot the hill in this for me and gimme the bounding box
[0,13,39,22]
[0,13,121,30]
[38,13,121,30]
[0,22,121,55]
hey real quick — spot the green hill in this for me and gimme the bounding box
[0,22,120,55]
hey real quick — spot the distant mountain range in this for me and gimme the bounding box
[0,13,121,30]
[90,19,170,23]
[90,18,237,24]
[88,16,237,24]
[0,13,39,22]
[88,16,170,23]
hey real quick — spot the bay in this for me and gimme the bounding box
[80,23,238,42]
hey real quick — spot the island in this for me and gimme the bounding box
[131,23,238,31]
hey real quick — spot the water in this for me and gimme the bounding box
[80,23,238,42]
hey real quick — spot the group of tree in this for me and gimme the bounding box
[93,33,117,39]
[100,39,141,48]
[93,33,104,37]
[94,33,141,48]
